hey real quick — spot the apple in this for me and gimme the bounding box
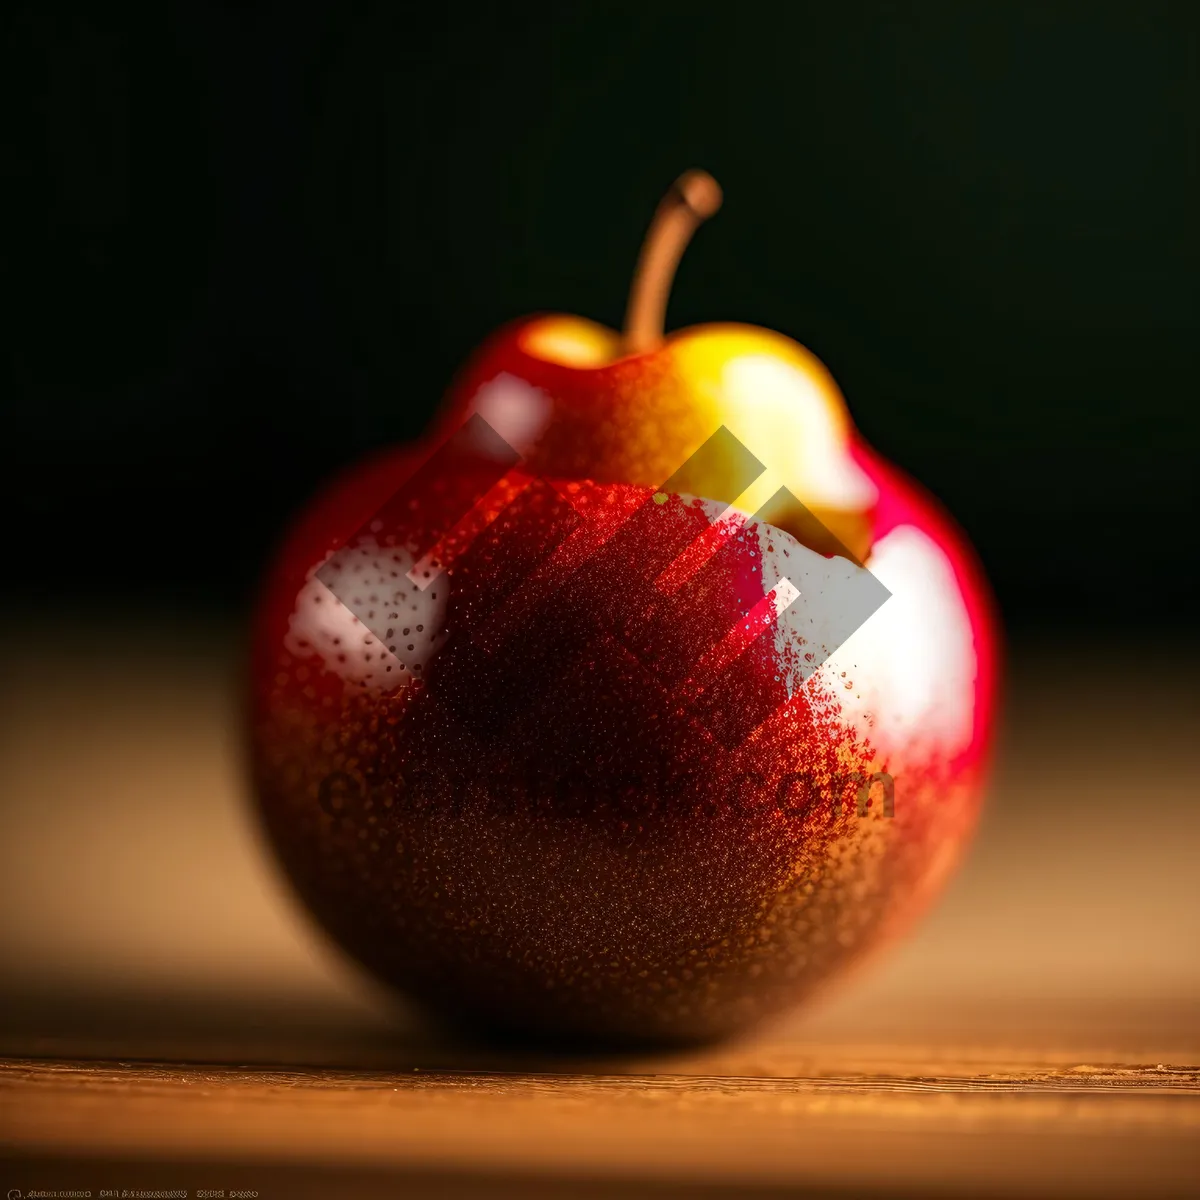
[249,171,999,1044]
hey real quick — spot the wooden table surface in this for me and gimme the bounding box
[0,623,1197,1197]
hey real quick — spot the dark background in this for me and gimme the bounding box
[4,0,1197,631]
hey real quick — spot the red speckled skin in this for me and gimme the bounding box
[249,320,999,1045]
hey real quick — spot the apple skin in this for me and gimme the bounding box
[248,327,999,1042]
[430,317,888,562]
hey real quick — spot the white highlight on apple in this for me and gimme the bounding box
[472,373,552,456]
[720,355,878,511]
[286,540,449,692]
[767,576,802,616]
[757,529,882,697]
[820,524,976,755]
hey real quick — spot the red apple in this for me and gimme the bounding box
[249,172,999,1044]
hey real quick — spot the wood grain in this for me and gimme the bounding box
[2,1053,1199,1198]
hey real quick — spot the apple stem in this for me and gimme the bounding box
[623,170,723,353]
